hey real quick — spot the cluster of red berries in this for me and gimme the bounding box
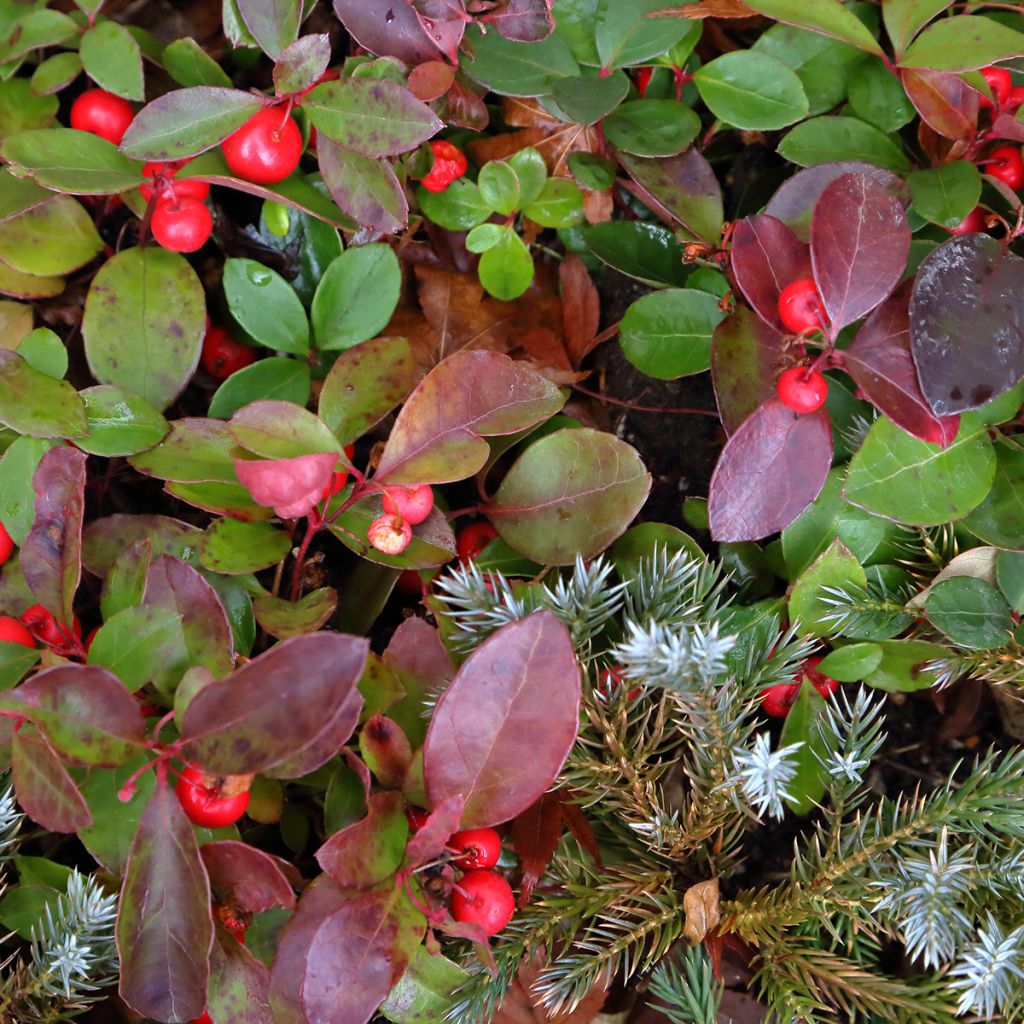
[759,656,838,718]
[367,484,434,555]
[420,140,468,193]
[175,764,251,828]
[773,278,830,414]
[408,809,516,936]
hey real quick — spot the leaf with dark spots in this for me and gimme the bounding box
[423,611,581,828]
[11,726,91,832]
[708,398,833,542]
[5,664,145,766]
[208,925,272,1024]
[117,773,212,1022]
[180,632,367,777]
[316,791,408,889]
[21,445,85,628]
[201,841,298,912]
[0,348,87,439]
[901,68,978,141]
[811,172,910,332]
[404,794,465,869]
[332,0,445,65]
[316,137,408,234]
[273,33,331,95]
[910,232,1024,416]
[236,0,300,59]
[513,791,564,906]
[82,514,201,577]
[846,283,960,444]
[711,307,795,434]
[730,214,811,333]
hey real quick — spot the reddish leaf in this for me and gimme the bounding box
[273,34,331,95]
[560,799,601,867]
[11,727,91,832]
[201,841,298,913]
[208,925,272,1024]
[180,632,367,777]
[404,794,465,869]
[991,113,1024,144]
[6,664,145,766]
[711,307,795,434]
[82,513,201,577]
[560,255,600,366]
[901,68,978,141]
[117,773,213,1022]
[375,350,565,484]
[410,0,465,62]
[359,715,413,788]
[332,0,444,64]
[21,445,85,627]
[708,399,833,542]
[316,791,408,889]
[910,233,1024,416]
[423,611,581,828]
[383,616,455,691]
[810,173,910,332]
[316,137,408,235]
[730,215,812,334]
[486,0,554,42]
[408,61,457,102]
[845,283,960,445]
[235,452,337,519]
[513,791,564,906]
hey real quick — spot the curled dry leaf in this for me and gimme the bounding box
[683,877,721,945]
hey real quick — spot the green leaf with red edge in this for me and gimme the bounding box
[328,498,457,570]
[208,925,272,1024]
[80,20,144,101]
[11,727,91,833]
[167,480,276,523]
[201,841,298,912]
[883,0,954,59]
[2,129,145,194]
[316,137,408,235]
[129,418,238,483]
[83,247,206,412]
[0,10,78,64]
[423,611,581,829]
[318,335,419,445]
[300,78,443,157]
[142,555,235,695]
[119,87,263,161]
[708,399,833,542]
[209,358,312,421]
[0,350,86,440]
[375,350,565,485]
[230,400,343,459]
[741,0,883,56]
[78,753,156,874]
[83,514,201,577]
[199,519,292,575]
[2,664,145,766]
[179,632,367,777]
[0,194,102,277]
[900,15,1024,71]
[274,34,331,95]
[316,790,408,889]
[162,37,233,89]
[252,587,338,640]
[236,0,300,59]
[0,438,57,546]
[78,386,171,458]
[900,68,978,142]
[117,774,213,1022]
[487,428,651,565]
[21,446,85,628]
[382,617,453,748]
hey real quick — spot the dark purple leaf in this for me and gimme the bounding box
[332,0,444,65]
[11,727,91,832]
[711,306,795,434]
[117,774,213,1021]
[180,632,367,777]
[201,841,298,913]
[901,68,978,141]
[404,794,465,869]
[208,926,272,1024]
[708,398,833,542]
[410,0,465,63]
[992,113,1024,143]
[766,161,907,240]
[730,214,811,334]
[7,664,145,766]
[237,0,300,60]
[845,282,960,444]
[423,611,581,828]
[382,617,454,691]
[316,136,408,234]
[21,445,85,627]
[811,172,910,332]
[316,790,407,889]
[616,147,723,245]
[273,33,331,95]
[486,0,554,42]
[910,232,1024,415]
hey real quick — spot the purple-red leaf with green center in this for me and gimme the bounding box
[11,727,92,832]
[201,840,298,912]
[316,790,408,889]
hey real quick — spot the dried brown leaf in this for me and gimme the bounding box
[683,878,720,945]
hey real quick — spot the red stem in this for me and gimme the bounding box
[571,382,720,418]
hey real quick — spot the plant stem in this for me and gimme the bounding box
[571,382,720,417]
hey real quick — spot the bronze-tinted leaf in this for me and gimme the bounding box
[82,514,201,577]
[11,726,91,832]
[513,791,564,906]
[901,68,978,141]
[316,790,408,889]
[208,925,272,1024]
[730,214,811,333]
[201,840,298,912]
[317,137,408,234]
[423,611,580,828]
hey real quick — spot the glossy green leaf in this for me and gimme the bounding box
[907,161,981,230]
[816,642,884,681]
[329,499,456,570]
[0,78,57,143]
[162,37,233,88]
[199,519,292,574]
[581,221,688,286]
[789,539,868,637]
[0,350,85,438]
[80,20,143,100]
[901,15,1024,71]
[29,52,82,95]
[779,115,912,172]
[522,178,584,228]
[223,258,309,354]
[0,642,40,692]
[462,24,579,96]
[465,223,504,253]
[235,0,300,59]
[477,161,520,216]
[87,606,183,692]
[741,0,884,56]
[0,437,57,545]
[997,549,1024,613]
[129,418,236,483]
[208,357,311,420]
[863,638,947,692]
[551,70,629,124]
[594,0,696,68]
[311,244,401,351]
[78,386,170,457]
[17,327,66,379]
[0,11,77,65]
[0,195,102,276]
[2,128,145,194]
[847,57,915,131]
[962,441,1024,549]
[253,586,337,640]
[417,179,493,231]
[925,576,1013,650]
[508,147,548,205]
[478,228,534,301]
[620,288,725,379]
[695,51,809,130]
[779,679,828,814]
[567,151,616,190]
[230,400,342,458]
[883,0,954,58]
[380,947,467,1024]
[604,99,701,156]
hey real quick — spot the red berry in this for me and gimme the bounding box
[151,197,212,254]
[450,827,502,870]
[0,616,35,648]
[20,605,81,655]
[70,88,134,145]
[222,107,303,185]
[984,145,1024,190]
[0,521,13,566]
[368,513,412,555]
[635,67,653,96]
[84,625,99,654]
[201,325,256,380]
[456,522,497,563]
[979,66,1013,109]
[450,869,515,936]
[193,1014,214,1024]
[777,277,826,334]
[1008,85,1024,111]
[421,140,468,193]
[175,765,250,829]
[760,681,801,718]
[802,656,839,699]
[777,366,828,414]
[952,207,986,235]
[320,444,357,502]
[382,483,434,526]
[395,569,426,595]
[140,160,210,203]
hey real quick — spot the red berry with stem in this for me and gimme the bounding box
[70,88,134,145]
[0,521,12,565]
[952,207,987,235]
[979,66,1013,109]
[760,681,801,718]
[984,145,1024,190]
[175,765,250,829]
[368,513,412,555]
[0,616,35,648]
[778,277,826,334]
[421,140,468,193]
[382,483,434,526]
[777,366,828,414]
[450,869,515,936]
[802,656,838,698]
[457,522,497,563]
[201,325,256,380]
[140,160,209,203]
[450,827,502,870]
[151,197,212,254]
[222,106,303,185]
[20,605,80,654]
